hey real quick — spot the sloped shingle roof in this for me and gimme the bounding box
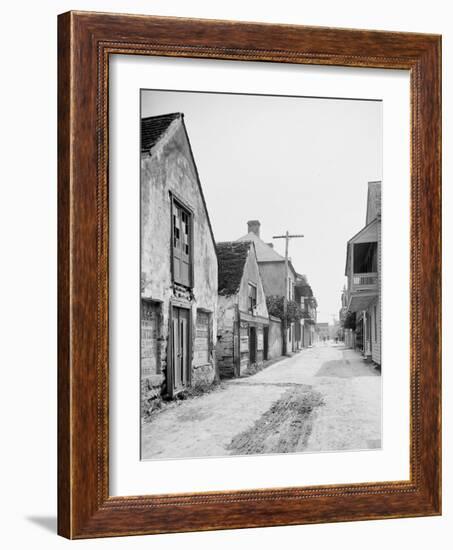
[236,231,285,262]
[217,241,252,296]
[141,113,181,153]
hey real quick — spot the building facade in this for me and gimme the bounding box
[339,286,351,345]
[343,181,381,366]
[236,220,299,353]
[140,113,218,413]
[295,274,317,348]
[216,241,270,378]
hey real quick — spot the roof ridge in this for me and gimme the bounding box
[141,113,183,153]
[141,112,182,122]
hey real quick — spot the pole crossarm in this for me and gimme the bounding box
[273,234,304,239]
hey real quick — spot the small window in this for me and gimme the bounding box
[248,283,257,313]
[172,199,192,287]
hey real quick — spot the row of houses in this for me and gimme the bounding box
[340,181,381,366]
[140,112,317,413]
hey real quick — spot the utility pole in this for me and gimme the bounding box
[273,231,304,355]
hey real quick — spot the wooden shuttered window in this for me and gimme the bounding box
[172,199,192,287]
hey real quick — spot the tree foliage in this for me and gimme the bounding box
[266,295,304,323]
[342,311,356,330]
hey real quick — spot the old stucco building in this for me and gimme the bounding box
[237,221,298,353]
[216,241,271,377]
[140,113,218,412]
[236,221,318,354]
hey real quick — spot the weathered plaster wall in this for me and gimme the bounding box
[141,118,218,403]
[268,317,283,359]
[140,301,165,414]
[237,246,268,318]
[215,295,236,378]
[193,309,216,386]
[258,261,296,300]
[258,262,285,296]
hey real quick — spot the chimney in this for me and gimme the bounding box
[247,220,261,237]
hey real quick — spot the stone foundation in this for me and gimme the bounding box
[192,363,215,387]
[141,374,165,417]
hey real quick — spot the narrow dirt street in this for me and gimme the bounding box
[141,343,381,460]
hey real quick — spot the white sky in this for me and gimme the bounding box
[142,90,382,324]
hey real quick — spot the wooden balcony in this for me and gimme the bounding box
[347,272,378,312]
[350,272,378,292]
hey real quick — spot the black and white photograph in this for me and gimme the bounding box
[1,0,446,546]
[140,89,382,460]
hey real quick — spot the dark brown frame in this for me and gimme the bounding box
[58,10,441,539]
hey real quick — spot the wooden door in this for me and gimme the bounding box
[171,307,190,393]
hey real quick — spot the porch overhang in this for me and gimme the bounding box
[238,311,270,325]
[348,292,378,312]
[303,318,316,325]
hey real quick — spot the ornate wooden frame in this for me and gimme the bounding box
[58,11,441,539]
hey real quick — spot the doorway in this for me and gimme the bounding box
[263,326,269,361]
[171,306,190,395]
[249,326,257,366]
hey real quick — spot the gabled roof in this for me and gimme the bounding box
[141,113,181,153]
[347,216,379,246]
[217,241,252,296]
[236,231,284,262]
[141,112,218,258]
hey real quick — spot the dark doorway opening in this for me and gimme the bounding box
[249,326,257,365]
[263,326,269,360]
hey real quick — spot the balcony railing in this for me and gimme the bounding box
[353,274,378,286]
[348,272,378,294]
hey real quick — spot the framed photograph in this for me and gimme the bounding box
[58,11,441,539]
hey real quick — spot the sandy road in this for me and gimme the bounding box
[141,343,381,460]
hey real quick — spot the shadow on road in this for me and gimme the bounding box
[316,359,379,378]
